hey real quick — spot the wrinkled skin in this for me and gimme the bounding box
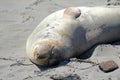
[26,7,120,66]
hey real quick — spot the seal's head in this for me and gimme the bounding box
[27,7,81,66]
[30,40,63,66]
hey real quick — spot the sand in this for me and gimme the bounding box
[0,0,120,80]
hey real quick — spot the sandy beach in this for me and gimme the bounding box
[0,0,120,80]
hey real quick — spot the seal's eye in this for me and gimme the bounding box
[51,48,61,58]
[52,49,58,55]
[51,46,55,55]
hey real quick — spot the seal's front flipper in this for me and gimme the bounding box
[63,7,81,19]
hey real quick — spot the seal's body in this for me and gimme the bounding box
[26,7,120,66]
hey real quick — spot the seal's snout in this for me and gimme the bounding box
[34,44,50,59]
[31,41,62,66]
[32,44,52,66]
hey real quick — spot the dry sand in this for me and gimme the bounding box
[0,0,120,80]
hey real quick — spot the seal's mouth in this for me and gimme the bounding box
[34,52,60,66]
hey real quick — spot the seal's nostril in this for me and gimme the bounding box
[35,53,46,59]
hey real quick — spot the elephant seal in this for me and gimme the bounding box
[26,7,120,66]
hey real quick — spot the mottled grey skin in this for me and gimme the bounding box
[26,7,120,66]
